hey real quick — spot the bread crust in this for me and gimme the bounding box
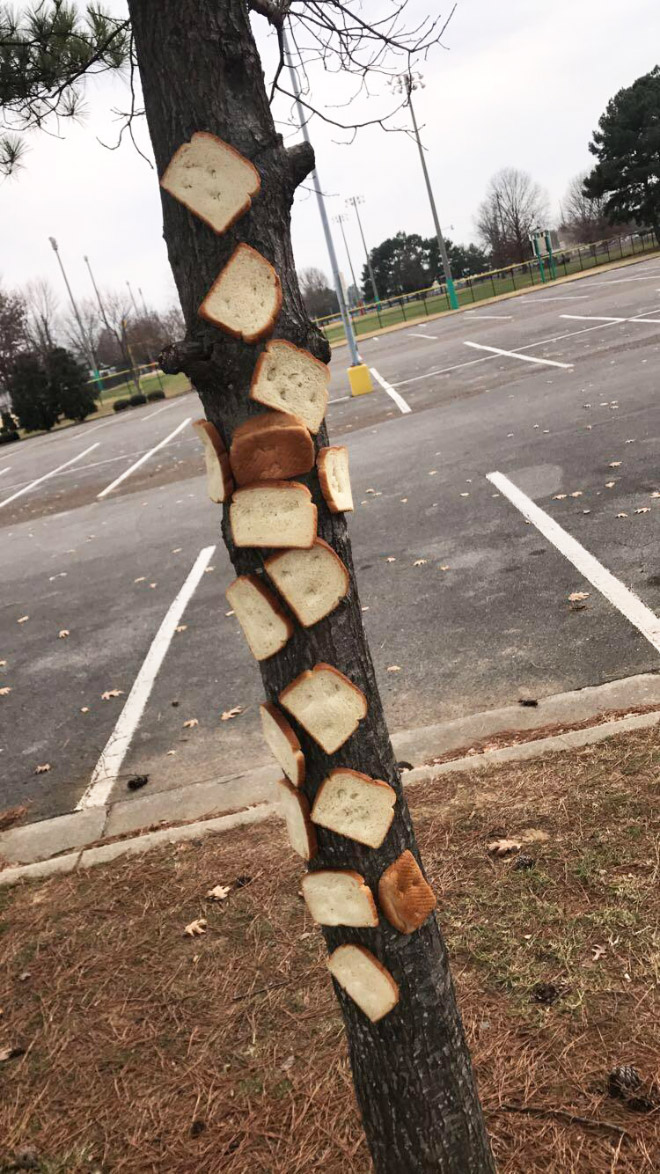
[276,777,317,861]
[160,132,261,235]
[302,869,378,927]
[377,849,437,934]
[311,769,396,847]
[327,944,399,1022]
[230,480,317,549]
[199,244,282,343]
[264,538,350,627]
[230,411,314,485]
[317,446,353,514]
[192,419,234,503]
[225,575,293,661]
[249,339,329,433]
[260,702,305,786]
[279,663,367,752]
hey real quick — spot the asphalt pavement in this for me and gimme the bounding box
[1,257,659,822]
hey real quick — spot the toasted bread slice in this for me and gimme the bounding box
[265,539,349,627]
[259,702,305,787]
[160,132,260,235]
[230,481,317,548]
[277,777,317,860]
[279,663,366,754]
[378,850,437,934]
[327,945,399,1022]
[311,769,395,848]
[250,339,329,433]
[302,870,378,927]
[199,244,281,343]
[230,411,314,485]
[192,419,234,503]
[225,575,293,661]
[317,446,353,513]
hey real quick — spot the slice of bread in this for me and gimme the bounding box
[317,446,353,513]
[311,769,396,848]
[302,870,378,927]
[230,481,317,548]
[327,945,399,1023]
[265,539,349,627]
[279,664,366,754]
[225,575,293,661]
[199,244,281,343]
[250,340,329,434]
[230,411,314,486]
[259,702,305,787]
[378,850,437,934]
[277,777,317,860]
[192,419,234,503]
[160,132,260,235]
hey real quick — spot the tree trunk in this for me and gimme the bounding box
[127,3,495,1170]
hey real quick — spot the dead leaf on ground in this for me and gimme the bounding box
[569,491,583,498]
[35,764,51,774]
[0,803,30,832]
[439,565,450,571]
[80,707,89,713]
[183,918,207,938]
[400,497,408,503]
[280,1054,296,1072]
[101,689,124,700]
[413,559,427,567]
[149,583,157,589]
[0,659,6,667]
[206,885,231,902]
[592,944,606,962]
[221,706,244,721]
[361,606,369,612]
[365,488,376,494]
[204,566,215,573]
[428,470,438,476]
[459,492,470,497]
[0,1045,26,1063]
[609,461,622,468]
[175,625,187,633]
[0,686,11,697]
[183,718,199,729]
[568,592,590,602]
[385,557,396,563]
[58,630,69,639]
[171,548,182,553]
[225,610,234,617]
[553,494,567,500]
[616,513,628,519]
[387,665,401,673]
[651,491,660,499]
[634,507,651,515]
[17,616,29,624]
[488,838,522,857]
[134,577,146,583]
[605,481,616,488]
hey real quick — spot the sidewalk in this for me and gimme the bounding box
[1,724,659,1173]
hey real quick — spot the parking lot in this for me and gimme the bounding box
[1,257,659,825]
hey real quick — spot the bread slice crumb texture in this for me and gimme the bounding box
[199,244,281,344]
[250,340,329,433]
[311,769,395,848]
[225,576,292,661]
[302,870,378,927]
[259,703,305,786]
[328,944,399,1022]
[160,132,260,235]
[279,664,366,754]
[230,482,317,548]
[265,539,349,627]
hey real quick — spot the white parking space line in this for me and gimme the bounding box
[77,544,217,810]
[329,395,350,404]
[0,442,100,510]
[370,367,412,414]
[464,342,573,369]
[526,295,590,301]
[97,416,192,499]
[408,332,438,340]
[143,399,184,421]
[587,275,660,285]
[488,471,660,654]
[561,313,660,325]
[465,313,513,319]
[0,466,11,476]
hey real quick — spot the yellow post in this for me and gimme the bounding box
[348,363,373,396]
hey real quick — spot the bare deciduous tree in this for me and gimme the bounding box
[23,279,60,356]
[476,167,549,267]
[559,172,614,244]
[298,266,339,317]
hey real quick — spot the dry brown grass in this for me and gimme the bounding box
[1,726,660,1173]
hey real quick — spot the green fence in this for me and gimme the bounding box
[315,229,660,344]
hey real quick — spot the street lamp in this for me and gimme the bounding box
[333,213,360,306]
[83,255,138,392]
[346,195,380,305]
[49,237,99,376]
[392,71,459,311]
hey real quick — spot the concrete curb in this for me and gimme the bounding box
[1,704,658,888]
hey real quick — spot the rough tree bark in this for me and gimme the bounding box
[127,2,495,1170]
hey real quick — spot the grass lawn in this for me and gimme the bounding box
[1,725,660,1172]
[97,370,191,406]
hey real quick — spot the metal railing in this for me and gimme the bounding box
[315,229,660,344]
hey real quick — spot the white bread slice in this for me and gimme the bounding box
[302,870,378,927]
[259,702,305,787]
[192,419,234,503]
[225,575,293,661]
[327,945,399,1023]
[279,664,366,754]
[199,244,281,343]
[311,769,396,848]
[230,411,314,486]
[250,340,329,434]
[160,132,260,235]
[317,446,353,513]
[265,539,349,628]
[230,481,317,548]
[378,850,437,935]
[277,777,317,861]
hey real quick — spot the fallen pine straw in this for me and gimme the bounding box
[1,726,660,1172]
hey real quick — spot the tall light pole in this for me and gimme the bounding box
[126,280,141,318]
[394,72,459,311]
[84,254,138,392]
[283,27,371,393]
[49,237,100,377]
[333,213,360,305]
[346,195,380,305]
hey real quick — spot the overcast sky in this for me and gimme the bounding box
[1,0,659,315]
